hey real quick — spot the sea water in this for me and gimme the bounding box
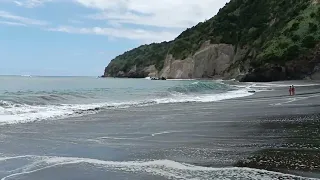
[0,76,319,180]
[0,76,252,125]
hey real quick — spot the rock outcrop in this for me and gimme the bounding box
[159,43,236,79]
[239,44,320,82]
[104,65,159,78]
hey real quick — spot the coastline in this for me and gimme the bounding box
[0,79,320,179]
[230,83,320,177]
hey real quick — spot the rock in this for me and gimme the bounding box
[193,44,235,78]
[240,65,287,82]
[311,71,320,80]
[159,44,237,79]
[311,65,320,80]
[103,42,319,81]
[116,71,125,77]
[143,65,158,77]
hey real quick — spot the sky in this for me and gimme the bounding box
[0,0,229,76]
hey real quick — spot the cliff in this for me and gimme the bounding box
[103,0,320,82]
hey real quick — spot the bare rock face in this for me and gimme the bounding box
[105,41,319,81]
[116,71,125,77]
[239,65,287,82]
[160,44,236,79]
[159,55,193,79]
[193,44,235,78]
[240,44,320,82]
[127,65,137,76]
[311,71,320,80]
[143,65,158,77]
[113,65,159,78]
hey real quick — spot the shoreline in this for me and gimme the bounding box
[101,75,320,82]
[228,84,320,178]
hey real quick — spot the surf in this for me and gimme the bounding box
[0,155,317,180]
[0,78,257,125]
[0,89,253,125]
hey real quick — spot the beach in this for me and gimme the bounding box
[0,77,320,179]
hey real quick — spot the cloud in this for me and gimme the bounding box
[0,0,230,43]
[13,0,52,8]
[0,10,48,26]
[68,19,83,24]
[76,0,229,29]
[47,26,179,43]
[0,20,26,26]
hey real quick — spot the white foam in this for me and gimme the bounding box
[0,88,252,125]
[151,131,181,137]
[166,79,195,81]
[244,82,320,89]
[0,155,317,180]
[231,82,320,93]
[154,89,253,104]
[0,101,133,125]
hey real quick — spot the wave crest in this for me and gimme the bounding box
[0,155,315,180]
[168,81,232,94]
[0,88,253,125]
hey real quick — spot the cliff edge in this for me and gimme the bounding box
[103,0,320,82]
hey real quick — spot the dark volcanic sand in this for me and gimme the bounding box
[0,81,320,179]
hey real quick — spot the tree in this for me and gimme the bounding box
[308,22,318,33]
[302,36,316,48]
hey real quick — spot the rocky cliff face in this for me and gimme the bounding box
[240,44,320,81]
[103,0,320,82]
[104,43,243,79]
[159,43,237,79]
[103,42,320,81]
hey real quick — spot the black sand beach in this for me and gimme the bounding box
[0,81,320,179]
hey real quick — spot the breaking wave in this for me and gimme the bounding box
[0,155,316,180]
[168,81,233,94]
[0,81,254,125]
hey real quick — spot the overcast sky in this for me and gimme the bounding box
[0,0,229,76]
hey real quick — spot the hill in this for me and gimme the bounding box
[103,0,320,82]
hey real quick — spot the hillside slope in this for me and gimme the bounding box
[103,0,320,82]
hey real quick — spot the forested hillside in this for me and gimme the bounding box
[104,0,320,81]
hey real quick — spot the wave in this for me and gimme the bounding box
[20,75,32,77]
[0,155,316,180]
[168,81,233,94]
[1,90,94,105]
[232,82,320,89]
[0,88,253,125]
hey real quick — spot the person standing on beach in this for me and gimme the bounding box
[289,86,292,96]
[292,85,295,96]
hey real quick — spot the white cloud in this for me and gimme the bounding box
[0,0,230,43]
[0,10,48,26]
[47,26,179,43]
[0,20,26,26]
[76,0,229,29]
[68,19,83,24]
[13,0,52,8]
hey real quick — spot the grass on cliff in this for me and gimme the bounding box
[106,42,171,75]
[105,0,320,76]
[258,3,320,65]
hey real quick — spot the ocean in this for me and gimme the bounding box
[0,76,320,180]
[0,76,252,125]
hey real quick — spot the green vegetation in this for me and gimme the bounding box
[105,0,320,77]
[106,42,171,75]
